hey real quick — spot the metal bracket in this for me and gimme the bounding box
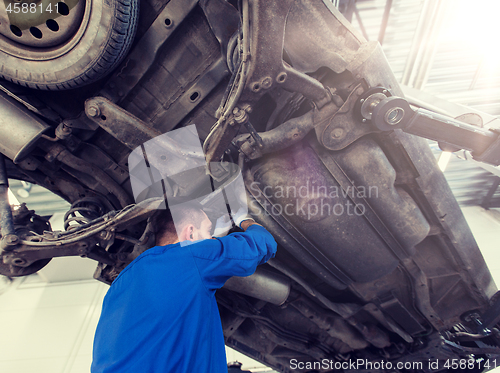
[85,97,163,151]
[315,83,373,150]
[204,0,332,167]
[101,0,199,102]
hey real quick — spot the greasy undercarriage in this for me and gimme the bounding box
[0,0,499,372]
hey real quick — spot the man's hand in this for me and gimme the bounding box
[231,207,260,231]
[240,219,261,231]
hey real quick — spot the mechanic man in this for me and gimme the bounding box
[91,201,277,373]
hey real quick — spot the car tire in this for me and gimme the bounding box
[0,0,139,90]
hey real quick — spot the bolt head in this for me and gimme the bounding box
[6,235,19,244]
[2,235,20,250]
[331,128,344,139]
[261,77,272,89]
[87,106,100,117]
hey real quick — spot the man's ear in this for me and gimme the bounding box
[179,224,195,242]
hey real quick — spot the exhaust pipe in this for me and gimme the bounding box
[0,93,49,163]
[223,267,291,305]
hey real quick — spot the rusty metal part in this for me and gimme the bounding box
[85,97,204,160]
[204,0,334,168]
[149,57,229,133]
[267,259,356,314]
[0,82,62,122]
[199,0,239,59]
[271,258,411,346]
[0,203,51,274]
[363,303,414,343]
[237,100,340,160]
[101,0,199,102]
[246,168,353,289]
[290,296,369,350]
[238,0,330,105]
[85,97,162,150]
[206,15,405,166]
[308,137,430,261]
[55,123,73,140]
[84,98,207,198]
[401,258,445,330]
[315,83,375,150]
[247,136,429,287]
[268,254,390,349]
[56,148,132,208]
[41,142,132,208]
[64,197,112,231]
[0,92,49,163]
[355,86,392,121]
[252,321,328,361]
[2,240,98,268]
[0,197,163,275]
[223,267,291,306]
[280,284,390,349]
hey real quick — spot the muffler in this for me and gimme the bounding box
[0,93,49,163]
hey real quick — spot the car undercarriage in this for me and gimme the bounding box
[0,0,499,371]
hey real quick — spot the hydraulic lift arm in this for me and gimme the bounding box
[369,95,500,166]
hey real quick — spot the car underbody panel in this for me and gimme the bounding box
[0,0,499,371]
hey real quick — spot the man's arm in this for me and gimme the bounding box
[189,223,277,291]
